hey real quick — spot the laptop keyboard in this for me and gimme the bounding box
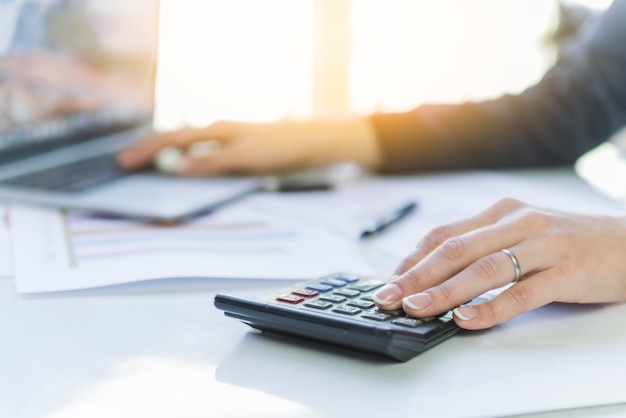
[0,154,129,193]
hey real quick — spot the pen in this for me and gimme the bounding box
[260,176,334,193]
[359,201,418,239]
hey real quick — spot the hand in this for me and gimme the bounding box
[372,198,626,330]
[116,118,381,176]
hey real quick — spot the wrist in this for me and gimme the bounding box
[307,117,382,171]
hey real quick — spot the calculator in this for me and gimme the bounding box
[214,272,469,362]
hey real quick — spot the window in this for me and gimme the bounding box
[155,0,564,129]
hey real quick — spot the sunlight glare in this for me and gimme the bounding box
[155,1,561,126]
[155,0,313,130]
[348,0,559,113]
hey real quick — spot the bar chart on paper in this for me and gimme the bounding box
[64,213,295,267]
[10,198,374,293]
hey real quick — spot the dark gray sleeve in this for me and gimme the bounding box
[369,0,626,173]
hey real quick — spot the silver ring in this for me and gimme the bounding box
[500,248,521,283]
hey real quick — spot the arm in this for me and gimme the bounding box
[370,0,626,173]
[119,1,626,177]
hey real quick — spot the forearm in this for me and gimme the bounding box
[305,118,382,171]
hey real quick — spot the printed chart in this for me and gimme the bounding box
[11,197,374,293]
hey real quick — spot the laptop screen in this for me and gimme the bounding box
[0,0,159,160]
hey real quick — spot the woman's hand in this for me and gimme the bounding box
[116,118,381,176]
[372,198,626,330]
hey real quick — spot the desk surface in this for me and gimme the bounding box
[2,168,626,418]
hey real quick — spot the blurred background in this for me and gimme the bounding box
[155,0,622,200]
[154,0,612,129]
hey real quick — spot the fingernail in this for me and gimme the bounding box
[453,306,479,321]
[372,284,403,306]
[389,274,400,283]
[403,292,432,310]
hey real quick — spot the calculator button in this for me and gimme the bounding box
[349,280,385,292]
[333,288,360,298]
[320,278,347,287]
[439,317,458,332]
[306,283,333,293]
[361,312,392,321]
[413,320,445,338]
[376,308,405,317]
[327,273,360,283]
[332,306,362,315]
[292,289,319,298]
[276,294,305,304]
[392,317,423,328]
[304,300,333,310]
[419,316,436,323]
[347,300,375,309]
[319,294,347,303]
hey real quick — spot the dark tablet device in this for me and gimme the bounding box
[214,272,472,362]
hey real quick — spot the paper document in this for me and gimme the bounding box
[247,171,626,261]
[13,170,625,293]
[249,179,420,241]
[11,197,374,293]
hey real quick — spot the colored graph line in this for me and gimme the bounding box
[62,211,77,268]
[62,213,298,267]
[73,246,287,263]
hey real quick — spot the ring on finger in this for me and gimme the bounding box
[500,248,521,283]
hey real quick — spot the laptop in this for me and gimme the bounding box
[0,0,260,223]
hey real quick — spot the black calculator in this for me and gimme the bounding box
[214,272,467,362]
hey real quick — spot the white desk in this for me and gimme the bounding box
[2,168,626,418]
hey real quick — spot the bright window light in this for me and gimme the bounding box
[155,0,568,127]
[348,0,559,113]
[155,0,314,130]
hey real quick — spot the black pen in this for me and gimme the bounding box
[359,201,418,239]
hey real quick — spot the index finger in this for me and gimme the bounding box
[373,199,525,309]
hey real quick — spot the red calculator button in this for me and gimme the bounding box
[276,294,305,304]
[292,289,319,298]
